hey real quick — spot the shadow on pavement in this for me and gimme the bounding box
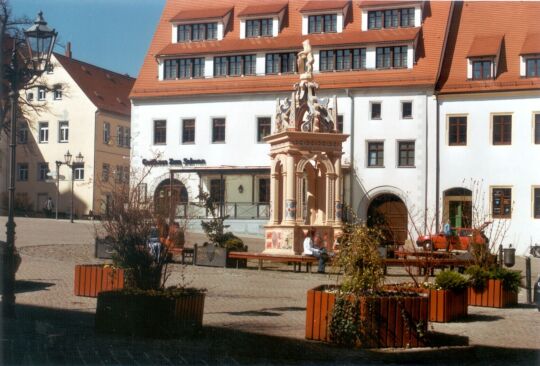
[1,303,539,365]
[457,313,504,322]
[14,280,55,294]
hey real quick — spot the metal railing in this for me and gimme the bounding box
[174,202,270,220]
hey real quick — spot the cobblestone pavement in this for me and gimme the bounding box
[1,217,539,365]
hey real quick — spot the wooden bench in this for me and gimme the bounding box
[383,258,473,276]
[228,251,318,272]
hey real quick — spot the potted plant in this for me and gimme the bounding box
[94,177,206,338]
[194,191,247,268]
[424,270,469,322]
[305,225,429,348]
[466,265,520,308]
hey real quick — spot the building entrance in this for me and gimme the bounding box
[367,194,408,247]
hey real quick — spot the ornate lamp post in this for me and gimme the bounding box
[57,151,84,223]
[2,12,57,317]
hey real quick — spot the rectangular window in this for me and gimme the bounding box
[115,165,122,183]
[265,53,298,74]
[102,163,110,182]
[257,117,271,142]
[182,119,195,143]
[243,55,256,75]
[401,101,412,119]
[59,121,69,143]
[37,162,49,181]
[172,58,205,79]
[320,48,365,72]
[449,116,467,145]
[493,115,512,145]
[259,178,270,203]
[154,120,167,144]
[534,188,540,218]
[17,122,28,144]
[492,188,511,218]
[164,59,177,80]
[370,102,381,119]
[400,8,415,27]
[117,126,125,147]
[39,122,49,143]
[337,115,343,133]
[214,55,256,77]
[246,18,273,38]
[472,60,493,80]
[74,164,84,181]
[17,163,28,181]
[177,22,217,42]
[368,10,383,29]
[210,178,225,203]
[384,9,399,28]
[103,122,110,144]
[308,14,336,34]
[125,128,130,148]
[38,87,46,101]
[376,46,407,68]
[535,114,540,144]
[212,118,225,143]
[367,142,384,167]
[398,141,415,167]
[53,88,62,100]
[526,58,540,77]
[368,8,414,29]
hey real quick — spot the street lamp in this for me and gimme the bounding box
[57,150,84,223]
[2,12,57,317]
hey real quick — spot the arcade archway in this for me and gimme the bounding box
[367,194,408,247]
[154,178,188,218]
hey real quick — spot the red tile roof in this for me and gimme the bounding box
[467,35,502,58]
[521,33,540,55]
[54,53,135,116]
[170,7,233,22]
[237,3,288,17]
[131,0,452,100]
[156,27,420,57]
[300,0,350,13]
[438,1,540,94]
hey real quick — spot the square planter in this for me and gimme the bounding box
[193,244,247,268]
[74,264,124,297]
[95,290,205,338]
[468,279,518,308]
[306,285,428,348]
[428,288,468,322]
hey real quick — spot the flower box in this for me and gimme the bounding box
[428,288,468,322]
[468,279,518,308]
[74,264,124,297]
[305,285,428,348]
[95,289,205,338]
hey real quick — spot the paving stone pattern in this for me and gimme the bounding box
[1,217,539,365]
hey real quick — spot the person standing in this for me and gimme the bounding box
[44,197,54,218]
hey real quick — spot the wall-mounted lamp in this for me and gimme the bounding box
[238,185,244,194]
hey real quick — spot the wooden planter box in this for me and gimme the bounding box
[468,279,518,308]
[306,285,428,348]
[428,288,468,322]
[194,244,247,268]
[95,290,206,338]
[74,264,124,297]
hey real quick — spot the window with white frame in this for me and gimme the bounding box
[38,122,49,143]
[308,14,337,34]
[368,8,415,29]
[398,141,415,167]
[246,18,273,38]
[320,48,366,72]
[370,102,382,120]
[53,87,62,100]
[535,114,540,144]
[37,87,46,101]
[177,23,217,42]
[472,59,493,80]
[212,118,225,143]
[376,46,408,68]
[59,121,69,143]
[401,101,413,119]
[214,55,256,77]
[164,58,205,80]
[525,56,540,78]
[74,164,85,180]
[367,141,384,167]
[265,53,296,74]
[182,119,195,143]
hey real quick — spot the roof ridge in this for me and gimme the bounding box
[54,52,134,81]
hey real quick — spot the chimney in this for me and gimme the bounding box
[65,42,72,58]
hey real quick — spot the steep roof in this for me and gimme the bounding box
[54,53,135,116]
[237,3,288,17]
[437,1,540,94]
[131,0,452,100]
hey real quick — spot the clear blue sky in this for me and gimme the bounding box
[11,0,166,77]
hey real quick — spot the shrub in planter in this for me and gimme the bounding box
[306,225,429,348]
[426,270,469,322]
[465,265,520,308]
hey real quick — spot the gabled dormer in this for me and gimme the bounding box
[360,1,423,31]
[238,3,288,39]
[520,33,540,78]
[466,35,503,80]
[170,7,233,43]
[300,0,351,35]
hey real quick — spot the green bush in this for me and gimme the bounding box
[434,270,469,291]
[465,265,521,292]
[223,236,247,252]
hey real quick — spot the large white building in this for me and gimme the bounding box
[131,0,539,254]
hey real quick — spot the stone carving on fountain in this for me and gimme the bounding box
[275,40,338,134]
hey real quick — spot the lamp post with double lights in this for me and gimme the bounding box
[56,151,84,223]
[2,12,57,317]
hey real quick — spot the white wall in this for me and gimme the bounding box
[439,93,540,254]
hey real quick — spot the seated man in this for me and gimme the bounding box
[302,228,328,273]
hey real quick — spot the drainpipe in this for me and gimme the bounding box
[435,93,440,230]
[424,94,429,233]
[346,89,355,217]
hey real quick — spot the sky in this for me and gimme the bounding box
[11,0,166,77]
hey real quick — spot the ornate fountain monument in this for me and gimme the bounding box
[263,40,349,254]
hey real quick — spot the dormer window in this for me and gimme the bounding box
[526,57,540,77]
[520,34,540,78]
[308,14,337,34]
[467,35,502,80]
[246,18,273,38]
[472,59,493,80]
[178,23,217,42]
[376,46,408,69]
[368,8,415,30]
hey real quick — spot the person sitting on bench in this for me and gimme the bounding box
[302,228,328,273]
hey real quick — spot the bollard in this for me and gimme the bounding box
[525,257,531,304]
[498,244,503,267]
[503,244,516,268]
